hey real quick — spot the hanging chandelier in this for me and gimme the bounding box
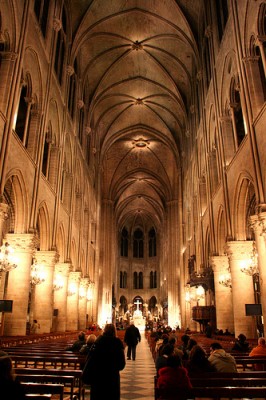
[30,259,46,286]
[0,242,18,272]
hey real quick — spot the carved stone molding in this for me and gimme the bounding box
[53,18,62,32]
[5,233,37,252]
[66,65,74,76]
[225,240,254,261]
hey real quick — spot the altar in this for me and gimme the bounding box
[132,300,145,331]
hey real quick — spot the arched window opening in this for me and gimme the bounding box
[54,6,67,84]
[150,271,157,289]
[120,271,127,289]
[216,0,228,42]
[15,84,28,143]
[148,228,156,257]
[139,272,143,289]
[133,228,144,258]
[121,227,128,257]
[230,79,246,147]
[68,59,77,119]
[34,0,50,37]
[133,272,138,289]
[42,130,51,177]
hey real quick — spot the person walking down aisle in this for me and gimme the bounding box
[124,321,141,360]
[85,323,125,400]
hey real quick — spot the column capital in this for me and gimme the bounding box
[69,271,82,283]
[0,203,9,221]
[34,250,59,266]
[225,240,254,261]
[5,233,37,252]
[55,262,71,276]
[209,255,229,273]
[80,277,90,288]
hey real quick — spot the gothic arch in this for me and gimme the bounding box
[217,206,226,255]
[3,171,28,233]
[36,202,50,250]
[233,174,257,240]
[56,223,66,262]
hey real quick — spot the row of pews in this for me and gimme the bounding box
[146,331,266,399]
[1,332,92,400]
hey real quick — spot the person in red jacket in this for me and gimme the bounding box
[157,354,192,400]
[249,337,266,370]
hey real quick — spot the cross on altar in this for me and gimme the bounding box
[134,299,141,311]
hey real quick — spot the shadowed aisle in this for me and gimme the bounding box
[120,332,156,400]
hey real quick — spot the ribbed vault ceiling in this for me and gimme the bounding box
[70,0,202,229]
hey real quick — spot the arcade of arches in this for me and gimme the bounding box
[0,1,266,339]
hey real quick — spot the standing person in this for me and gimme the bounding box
[84,323,125,400]
[124,321,141,360]
[30,319,39,334]
[0,351,26,399]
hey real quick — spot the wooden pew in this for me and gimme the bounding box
[21,382,64,400]
[14,368,84,400]
[156,386,266,400]
[11,354,82,369]
[25,395,52,400]
[17,374,77,400]
[14,368,85,400]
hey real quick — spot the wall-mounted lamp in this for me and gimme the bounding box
[68,282,77,296]
[0,242,18,272]
[30,259,46,286]
[218,272,232,288]
[240,241,258,276]
[53,274,64,291]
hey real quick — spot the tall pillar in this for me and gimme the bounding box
[53,262,71,332]
[79,277,89,330]
[4,233,36,335]
[0,203,9,298]
[250,213,266,334]
[226,241,255,338]
[66,271,81,331]
[166,200,181,328]
[210,256,234,333]
[33,251,59,333]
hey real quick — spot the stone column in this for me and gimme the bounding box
[0,203,9,298]
[166,200,181,328]
[226,241,255,338]
[66,271,81,331]
[4,233,36,335]
[243,56,265,114]
[210,256,234,333]
[250,213,266,333]
[33,251,59,333]
[79,277,89,330]
[0,52,17,111]
[52,262,71,332]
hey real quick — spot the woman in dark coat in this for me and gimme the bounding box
[88,323,126,400]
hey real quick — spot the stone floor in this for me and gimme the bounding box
[84,332,156,399]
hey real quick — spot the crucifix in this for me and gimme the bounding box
[134,299,141,311]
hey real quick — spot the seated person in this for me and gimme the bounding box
[232,333,250,352]
[0,351,26,400]
[80,334,97,355]
[157,355,192,400]
[156,343,174,373]
[65,331,86,351]
[208,342,237,372]
[187,345,216,376]
[249,337,266,370]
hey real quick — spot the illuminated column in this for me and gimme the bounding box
[79,277,89,330]
[166,200,181,328]
[86,282,95,324]
[66,271,81,331]
[226,241,255,338]
[53,262,71,332]
[210,256,234,333]
[0,204,9,298]
[33,251,59,333]
[250,213,266,333]
[4,233,36,335]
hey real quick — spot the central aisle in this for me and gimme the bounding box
[120,333,156,400]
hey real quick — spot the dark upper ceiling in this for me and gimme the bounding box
[68,0,203,230]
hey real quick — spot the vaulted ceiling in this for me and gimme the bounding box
[69,0,203,230]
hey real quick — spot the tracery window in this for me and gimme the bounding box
[133,228,144,258]
[148,228,156,257]
[120,227,128,257]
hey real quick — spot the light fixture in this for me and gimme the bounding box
[0,242,18,272]
[218,271,232,288]
[79,286,86,299]
[67,282,77,296]
[196,285,205,299]
[240,241,258,276]
[53,274,64,291]
[30,259,46,286]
